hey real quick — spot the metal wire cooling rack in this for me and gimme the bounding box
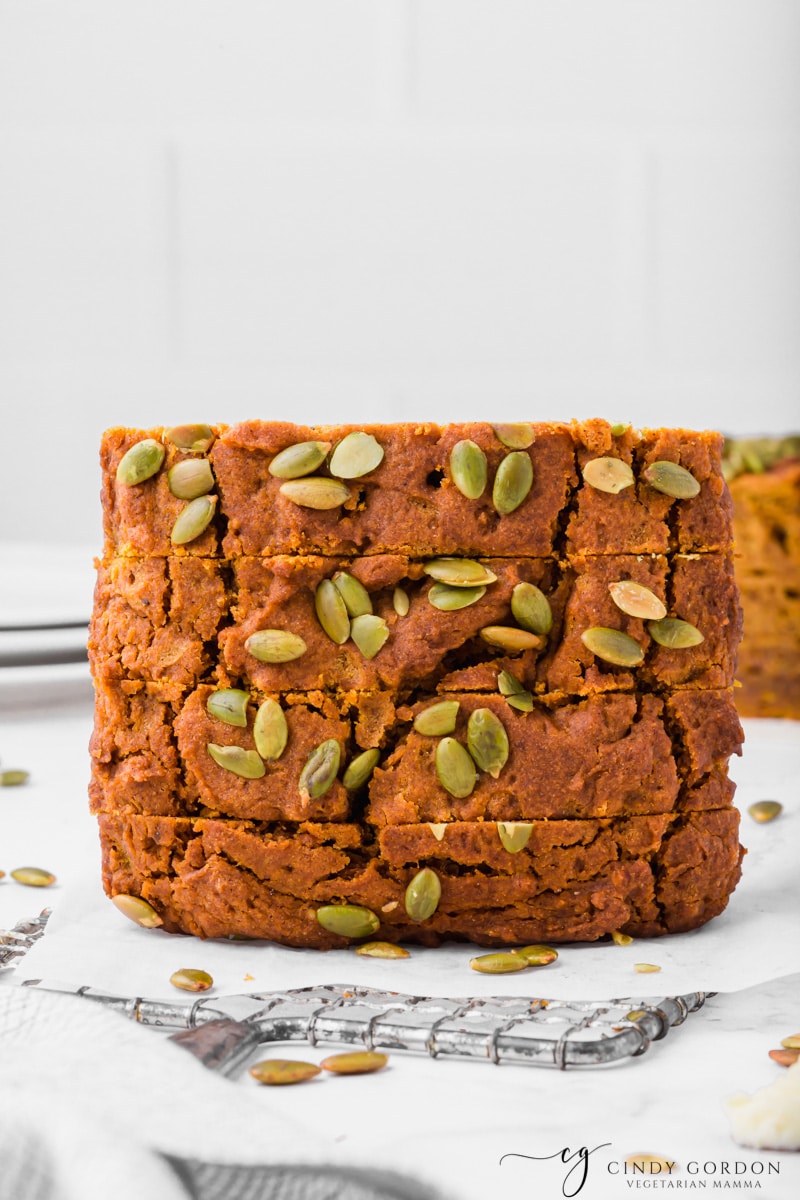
[24,981,710,1073]
[0,909,50,969]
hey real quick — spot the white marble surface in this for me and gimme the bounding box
[1,701,799,1199]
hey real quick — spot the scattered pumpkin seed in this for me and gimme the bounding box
[315,579,351,644]
[167,458,215,500]
[299,739,341,800]
[329,431,384,479]
[428,823,447,841]
[435,737,477,798]
[643,460,700,499]
[320,1051,388,1075]
[206,688,250,728]
[116,438,165,485]
[449,440,488,499]
[414,700,460,736]
[769,1048,800,1067]
[497,821,533,853]
[332,571,373,618]
[634,963,661,974]
[279,477,351,509]
[355,942,410,959]
[608,580,667,621]
[470,952,530,975]
[245,629,308,662]
[582,456,635,494]
[170,968,213,992]
[512,944,558,966]
[207,744,265,779]
[747,800,782,823]
[164,424,215,453]
[423,558,497,587]
[268,440,331,479]
[492,423,534,450]
[350,614,390,659]
[467,707,509,778]
[393,586,410,616]
[316,904,380,939]
[611,930,634,946]
[480,626,543,653]
[111,893,163,927]
[253,699,288,761]
[0,769,29,786]
[648,617,704,649]
[493,451,534,514]
[10,867,55,887]
[170,494,217,545]
[609,422,630,437]
[250,1059,322,1085]
[428,583,487,611]
[503,690,534,712]
[581,626,644,667]
[511,582,553,634]
[497,670,534,712]
[342,748,380,790]
[404,867,442,923]
[781,1034,800,1049]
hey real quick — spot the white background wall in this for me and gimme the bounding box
[0,1,798,547]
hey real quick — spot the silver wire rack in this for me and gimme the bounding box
[0,909,50,969]
[25,980,710,1073]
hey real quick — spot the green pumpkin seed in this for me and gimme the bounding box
[450,440,488,499]
[781,1035,800,1050]
[355,942,410,959]
[342,748,380,790]
[245,629,308,662]
[582,456,635,494]
[315,904,380,939]
[10,866,55,887]
[299,739,341,800]
[609,422,630,437]
[647,617,704,649]
[111,893,163,927]
[492,451,534,514]
[581,626,644,667]
[470,952,530,975]
[268,440,331,479]
[320,1051,388,1075]
[643,460,700,499]
[250,1059,322,1085]
[170,968,213,992]
[428,823,447,841]
[634,962,661,974]
[496,669,534,711]
[206,688,250,727]
[611,930,633,946]
[503,689,534,712]
[748,800,782,823]
[479,626,543,653]
[164,424,215,453]
[350,614,389,659]
[207,744,266,779]
[513,944,558,966]
[167,458,215,500]
[329,431,384,479]
[404,867,442,923]
[492,423,534,450]
[608,580,667,621]
[467,708,509,778]
[393,586,410,616]
[414,700,460,736]
[497,821,533,853]
[435,737,477,798]
[315,579,351,644]
[511,582,552,634]
[279,477,351,509]
[428,583,486,611]
[116,438,165,485]
[332,571,373,617]
[170,494,217,545]
[423,558,497,587]
[253,699,288,761]
[0,769,29,786]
